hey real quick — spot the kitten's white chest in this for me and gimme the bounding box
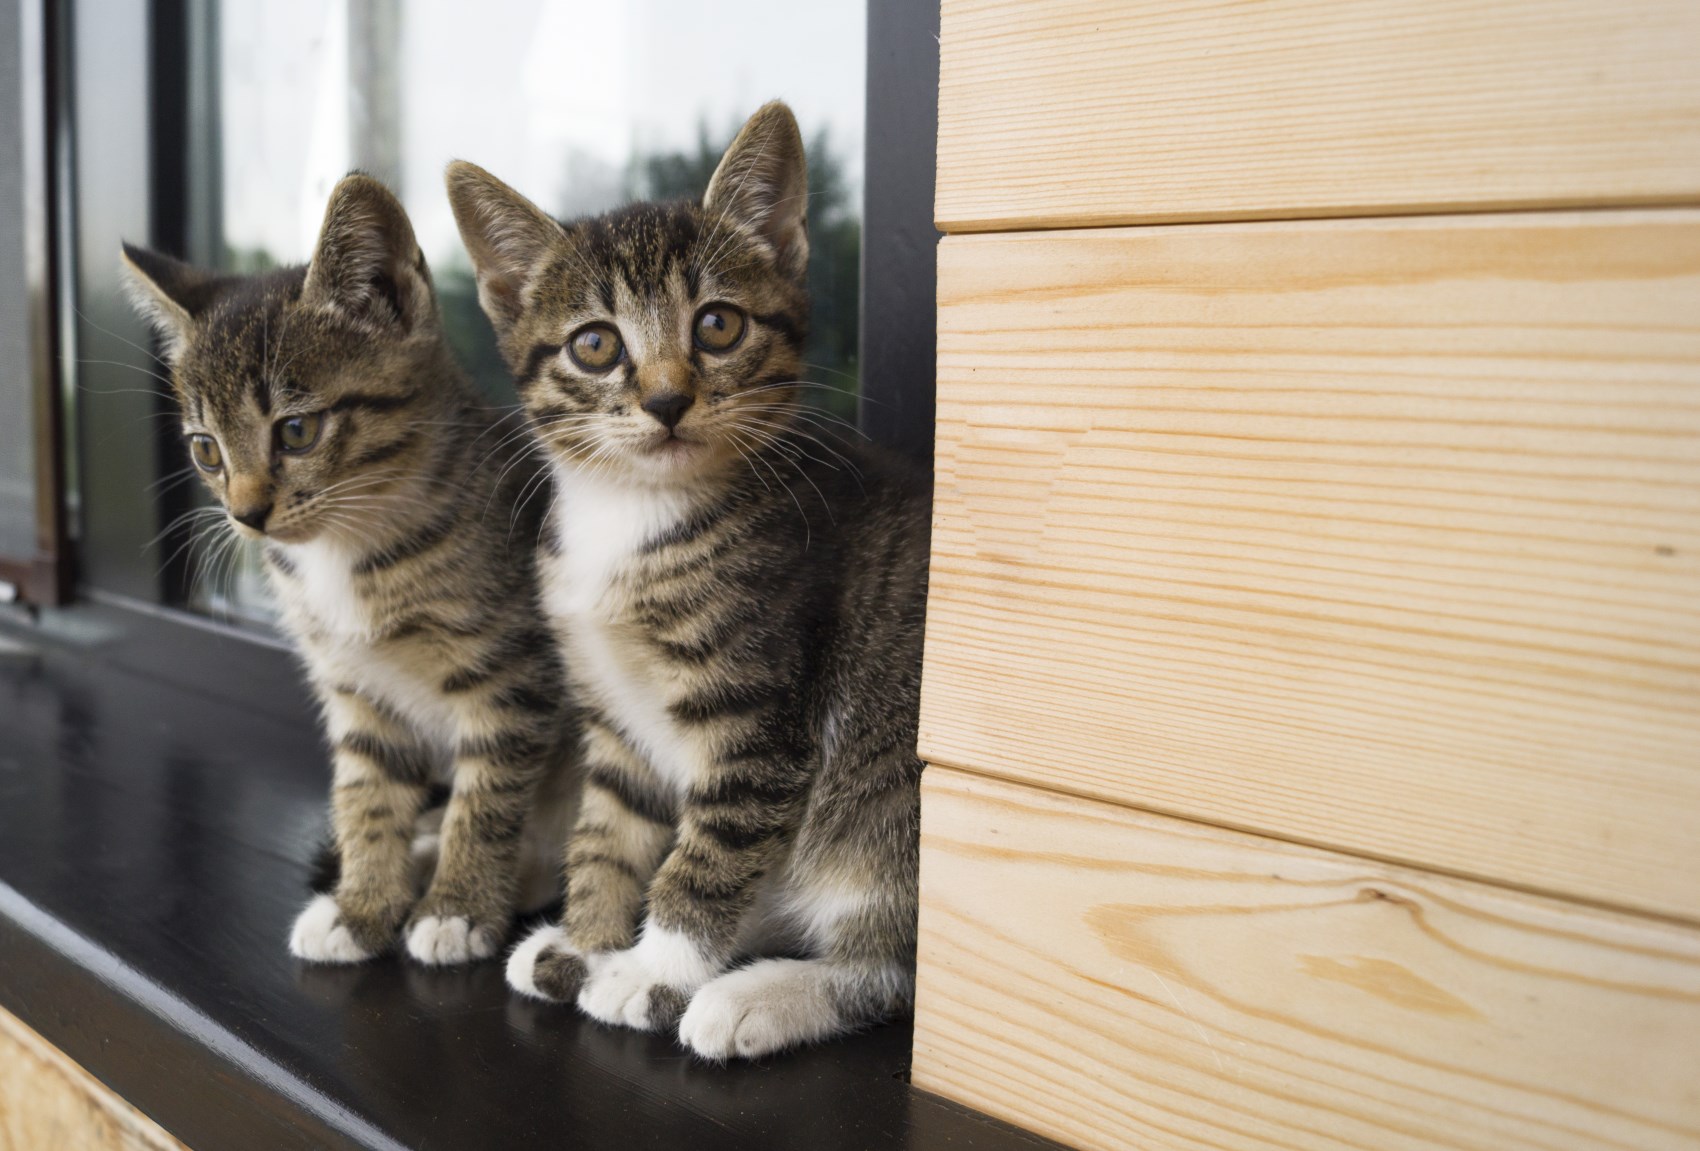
[275,537,451,746]
[544,467,701,791]
[546,464,694,610]
[282,537,369,638]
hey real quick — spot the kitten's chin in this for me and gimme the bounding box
[620,434,722,481]
[259,519,336,546]
[225,514,315,545]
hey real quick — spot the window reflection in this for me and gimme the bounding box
[189,0,865,622]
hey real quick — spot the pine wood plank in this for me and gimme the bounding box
[0,1006,188,1151]
[921,211,1700,921]
[937,0,1700,232]
[912,767,1700,1151]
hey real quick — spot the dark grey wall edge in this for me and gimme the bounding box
[859,0,940,461]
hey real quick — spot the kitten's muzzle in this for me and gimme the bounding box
[641,392,694,431]
[231,502,272,532]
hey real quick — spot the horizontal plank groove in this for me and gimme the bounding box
[912,768,1700,1151]
[938,0,1700,231]
[933,194,1700,238]
[920,210,1700,922]
[921,753,1700,935]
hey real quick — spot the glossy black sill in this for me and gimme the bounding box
[0,601,1061,1151]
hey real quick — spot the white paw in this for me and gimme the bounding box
[679,959,838,1061]
[506,924,568,999]
[576,926,718,1030]
[577,949,667,1029]
[288,894,375,964]
[405,915,498,966]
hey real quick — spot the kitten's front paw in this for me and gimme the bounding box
[576,928,717,1032]
[678,959,839,1061]
[577,953,688,1031]
[404,914,502,966]
[288,894,379,964]
[505,924,593,1002]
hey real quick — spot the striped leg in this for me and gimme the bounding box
[405,700,550,965]
[678,777,919,1059]
[575,717,808,1033]
[506,712,673,1001]
[290,687,432,963]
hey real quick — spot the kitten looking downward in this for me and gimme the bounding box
[447,102,931,1059]
[122,175,577,966]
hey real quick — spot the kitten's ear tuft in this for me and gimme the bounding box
[444,161,566,334]
[302,174,431,330]
[119,242,210,364]
[704,101,809,281]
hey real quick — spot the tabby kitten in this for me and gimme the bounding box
[122,174,576,966]
[446,102,931,1059]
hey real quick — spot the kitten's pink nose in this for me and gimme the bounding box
[641,392,694,431]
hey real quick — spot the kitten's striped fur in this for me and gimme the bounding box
[122,175,578,966]
[448,102,930,1058]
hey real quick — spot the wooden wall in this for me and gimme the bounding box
[912,4,1700,1149]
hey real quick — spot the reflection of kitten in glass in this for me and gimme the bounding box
[122,174,577,966]
[448,102,931,1059]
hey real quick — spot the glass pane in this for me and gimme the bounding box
[189,0,866,623]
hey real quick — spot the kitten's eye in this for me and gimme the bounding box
[568,324,624,371]
[693,304,746,353]
[189,434,223,472]
[277,412,323,453]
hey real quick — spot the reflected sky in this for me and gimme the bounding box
[218,0,866,270]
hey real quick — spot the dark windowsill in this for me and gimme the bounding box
[0,599,1060,1151]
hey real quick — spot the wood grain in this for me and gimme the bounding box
[936,0,1700,231]
[912,767,1700,1151]
[0,1006,188,1151]
[921,211,1700,921]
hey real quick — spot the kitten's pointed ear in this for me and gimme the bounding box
[119,242,210,364]
[704,101,809,281]
[302,174,431,329]
[444,160,567,334]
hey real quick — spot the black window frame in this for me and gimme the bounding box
[28,0,938,709]
[0,0,71,607]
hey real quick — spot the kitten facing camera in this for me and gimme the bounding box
[121,175,579,967]
[448,102,931,1059]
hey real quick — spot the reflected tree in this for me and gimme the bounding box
[438,260,514,404]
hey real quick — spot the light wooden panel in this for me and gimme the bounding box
[0,1006,188,1151]
[936,0,1700,232]
[921,211,1700,921]
[912,767,1700,1151]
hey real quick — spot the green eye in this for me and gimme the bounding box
[568,323,623,371]
[277,412,323,453]
[189,434,223,472]
[693,304,745,352]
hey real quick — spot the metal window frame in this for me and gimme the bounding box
[0,0,71,607]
